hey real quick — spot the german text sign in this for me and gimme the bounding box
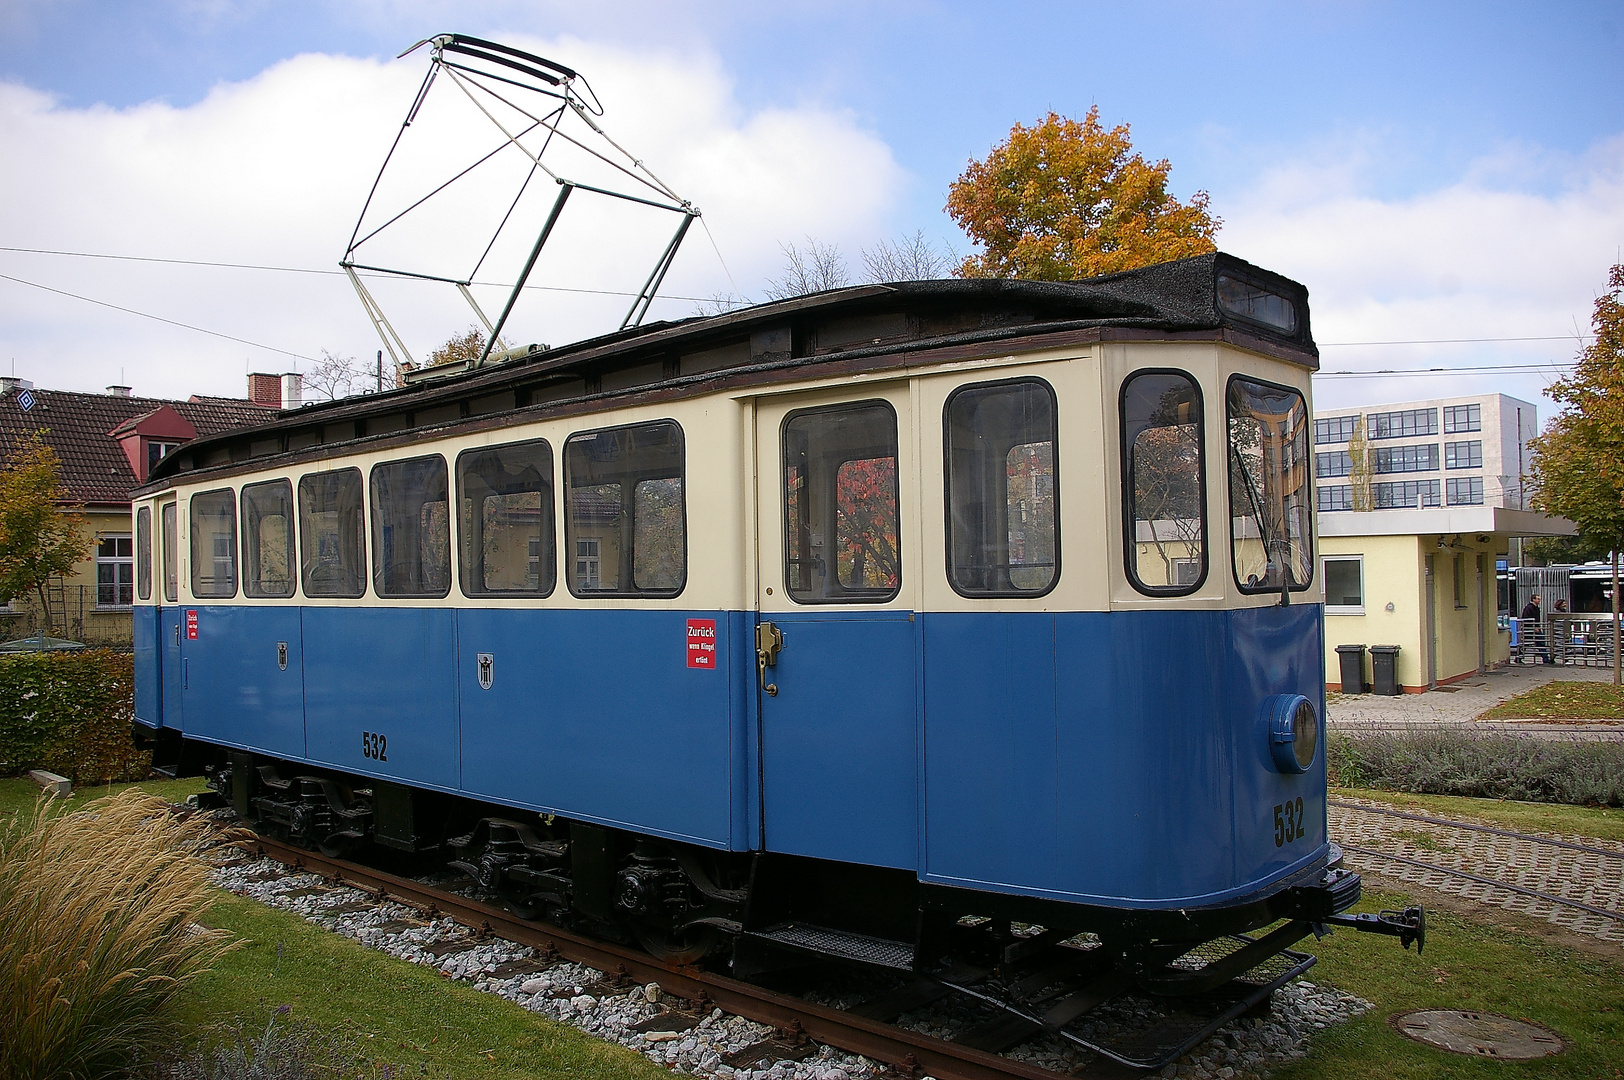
[686,618,716,669]
[185,610,198,639]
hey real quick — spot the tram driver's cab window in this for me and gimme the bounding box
[1228,376,1313,594]
[564,420,686,597]
[1121,371,1206,595]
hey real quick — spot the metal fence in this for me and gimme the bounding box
[1512,614,1617,667]
[1,585,134,648]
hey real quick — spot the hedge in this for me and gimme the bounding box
[0,651,149,783]
[1328,728,1624,807]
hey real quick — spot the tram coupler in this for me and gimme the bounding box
[1316,906,1426,954]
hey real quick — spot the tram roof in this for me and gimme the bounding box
[141,251,1315,492]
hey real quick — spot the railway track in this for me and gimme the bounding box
[237,835,1332,1079]
[1328,800,1624,939]
[245,835,1138,1080]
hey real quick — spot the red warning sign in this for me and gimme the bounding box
[185,610,198,639]
[686,618,716,669]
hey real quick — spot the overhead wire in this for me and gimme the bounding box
[0,245,725,303]
[0,270,319,363]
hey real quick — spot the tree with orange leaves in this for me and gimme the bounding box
[946,108,1219,281]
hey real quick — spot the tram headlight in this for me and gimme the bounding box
[1265,694,1319,773]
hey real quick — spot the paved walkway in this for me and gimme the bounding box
[1328,663,1623,739]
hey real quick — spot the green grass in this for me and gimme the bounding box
[1478,680,1624,721]
[1333,785,1624,843]
[180,894,671,1080]
[1277,892,1624,1079]
[0,774,208,820]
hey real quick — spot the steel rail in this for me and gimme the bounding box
[1338,843,1624,923]
[248,837,1137,1080]
[1329,799,1624,860]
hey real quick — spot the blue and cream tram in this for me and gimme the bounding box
[131,252,1417,1065]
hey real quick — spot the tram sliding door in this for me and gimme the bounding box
[158,498,185,732]
[754,388,919,871]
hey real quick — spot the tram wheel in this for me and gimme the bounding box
[636,925,719,966]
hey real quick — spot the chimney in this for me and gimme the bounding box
[280,372,303,410]
[107,384,132,397]
[0,376,34,394]
[248,372,282,408]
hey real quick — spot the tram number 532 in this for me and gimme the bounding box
[362,731,389,762]
[1273,797,1305,847]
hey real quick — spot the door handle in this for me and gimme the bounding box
[756,621,784,697]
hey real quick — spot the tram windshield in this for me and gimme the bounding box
[1227,378,1312,593]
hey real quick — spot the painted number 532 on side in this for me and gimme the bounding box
[1273,797,1305,847]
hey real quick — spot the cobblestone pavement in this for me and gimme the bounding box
[1329,797,1624,944]
[1328,663,1623,738]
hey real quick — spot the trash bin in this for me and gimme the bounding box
[1369,645,1401,696]
[1335,644,1368,694]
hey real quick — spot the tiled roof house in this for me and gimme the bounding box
[0,378,279,642]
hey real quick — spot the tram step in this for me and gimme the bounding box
[744,923,916,970]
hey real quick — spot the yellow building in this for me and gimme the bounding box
[0,379,276,644]
[1318,507,1575,692]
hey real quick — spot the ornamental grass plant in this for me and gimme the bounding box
[1328,728,1624,807]
[0,790,235,1080]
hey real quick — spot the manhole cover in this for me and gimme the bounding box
[1391,1010,1564,1059]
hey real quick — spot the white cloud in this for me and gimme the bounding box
[1221,134,1624,416]
[0,37,904,398]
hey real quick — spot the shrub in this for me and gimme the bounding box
[0,790,234,1079]
[0,650,147,782]
[1329,728,1624,807]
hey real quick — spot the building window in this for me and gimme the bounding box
[1367,408,1438,439]
[1373,444,1440,473]
[575,538,601,589]
[1315,451,1352,478]
[1444,404,1482,434]
[1445,440,1483,469]
[1323,555,1363,614]
[1372,479,1441,508]
[146,440,181,475]
[1446,476,1485,505]
[1314,415,1357,445]
[96,535,134,608]
[1318,485,1354,512]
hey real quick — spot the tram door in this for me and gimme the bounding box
[157,498,185,732]
[754,388,919,871]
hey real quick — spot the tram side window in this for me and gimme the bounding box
[1228,377,1313,593]
[371,456,452,598]
[564,420,685,597]
[189,489,238,598]
[457,439,555,596]
[1122,372,1206,595]
[299,469,366,598]
[783,401,900,603]
[135,506,152,601]
[161,502,178,603]
[242,479,296,598]
[945,379,1058,596]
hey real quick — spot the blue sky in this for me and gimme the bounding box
[1,1,1621,409]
